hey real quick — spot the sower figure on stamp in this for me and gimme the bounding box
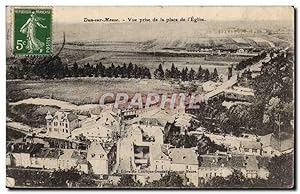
[20,11,47,53]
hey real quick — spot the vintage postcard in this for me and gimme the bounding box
[6,6,295,189]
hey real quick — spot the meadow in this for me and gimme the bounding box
[7,78,185,105]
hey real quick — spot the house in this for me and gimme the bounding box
[256,156,271,179]
[130,118,164,146]
[202,133,263,155]
[131,125,164,145]
[9,153,31,168]
[198,154,234,183]
[149,144,171,172]
[72,111,120,142]
[224,87,255,102]
[46,110,79,139]
[6,153,12,166]
[30,148,61,169]
[115,138,135,173]
[279,135,294,154]
[239,141,262,156]
[137,108,177,127]
[58,149,88,173]
[199,153,270,183]
[72,122,116,143]
[7,140,91,173]
[87,142,108,176]
[6,142,43,168]
[139,118,163,127]
[134,146,198,186]
[259,133,294,157]
[169,148,199,186]
[242,155,259,178]
[121,109,138,120]
[241,155,269,179]
[259,133,281,157]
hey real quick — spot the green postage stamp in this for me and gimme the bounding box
[13,8,52,55]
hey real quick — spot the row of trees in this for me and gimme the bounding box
[235,51,267,70]
[8,57,226,82]
[117,172,190,188]
[69,62,151,79]
[7,168,97,188]
[7,57,66,79]
[7,57,151,80]
[154,63,219,82]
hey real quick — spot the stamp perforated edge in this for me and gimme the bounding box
[10,6,53,57]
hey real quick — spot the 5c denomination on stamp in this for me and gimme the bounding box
[13,8,52,55]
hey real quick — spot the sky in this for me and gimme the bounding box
[52,6,294,23]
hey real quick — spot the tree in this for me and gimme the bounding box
[145,67,151,79]
[146,172,185,187]
[127,62,134,78]
[203,69,210,82]
[197,135,226,155]
[250,52,294,134]
[206,168,282,188]
[165,69,172,79]
[267,153,294,188]
[188,68,195,81]
[221,104,251,136]
[205,170,246,188]
[166,132,198,148]
[211,68,219,81]
[120,63,127,78]
[154,64,165,79]
[49,168,96,188]
[76,173,98,188]
[98,62,105,77]
[228,66,233,80]
[196,65,203,80]
[63,64,70,77]
[84,63,93,77]
[71,62,79,77]
[7,168,51,187]
[94,63,101,77]
[174,67,181,79]
[117,174,141,187]
[133,64,138,78]
[170,63,176,77]
[181,67,188,81]
[7,57,153,80]
[7,168,96,188]
[205,153,294,189]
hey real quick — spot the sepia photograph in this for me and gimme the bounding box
[5,6,295,189]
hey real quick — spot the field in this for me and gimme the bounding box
[7,78,186,105]
[7,21,293,106]
[60,47,234,74]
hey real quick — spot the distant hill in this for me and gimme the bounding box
[52,20,293,43]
